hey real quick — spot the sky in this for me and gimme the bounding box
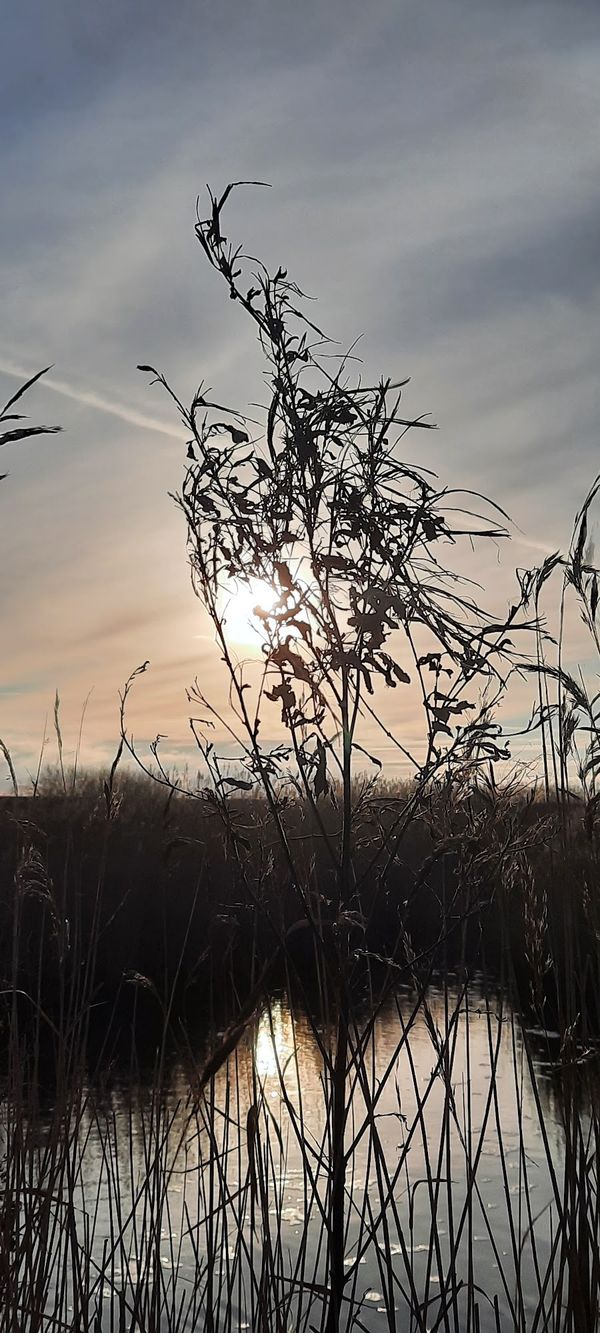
[1,0,599,784]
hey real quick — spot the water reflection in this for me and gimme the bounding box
[254,998,290,1080]
[3,980,597,1332]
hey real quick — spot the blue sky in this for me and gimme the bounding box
[1,0,599,779]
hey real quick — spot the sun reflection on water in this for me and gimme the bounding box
[254,999,291,1082]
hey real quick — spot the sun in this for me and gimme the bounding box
[220,577,279,645]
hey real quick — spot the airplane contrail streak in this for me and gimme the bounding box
[0,356,186,440]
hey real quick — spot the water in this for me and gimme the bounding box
[4,978,596,1331]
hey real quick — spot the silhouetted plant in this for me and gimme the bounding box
[521,476,600,814]
[0,366,60,480]
[2,175,600,1333]
[129,182,539,1332]
[0,366,59,796]
[1,196,599,1330]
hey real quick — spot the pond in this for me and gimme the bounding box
[3,977,596,1332]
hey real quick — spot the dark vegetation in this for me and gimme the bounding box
[1,773,599,1039]
[1,186,600,1331]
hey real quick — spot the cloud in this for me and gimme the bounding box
[1,0,599,778]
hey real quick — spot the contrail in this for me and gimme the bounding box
[514,534,557,557]
[0,356,186,440]
[0,356,561,561]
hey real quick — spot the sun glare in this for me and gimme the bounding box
[221,577,279,645]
